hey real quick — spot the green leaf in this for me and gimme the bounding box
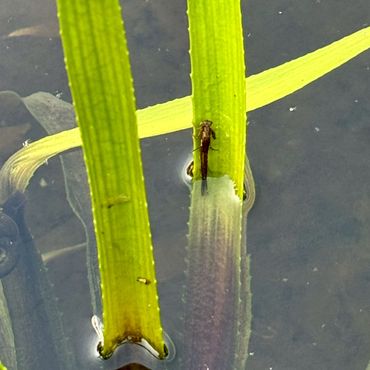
[182,0,253,369]
[246,26,370,110]
[187,0,247,198]
[3,26,369,192]
[139,25,370,137]
[0,128,79,204]
[2,25,369,183]
[56,0,165,358]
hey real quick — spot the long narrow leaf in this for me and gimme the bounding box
[187,0,246,196]
[2,26,370,194]
[56,0,165,358]
[182,1,252,370]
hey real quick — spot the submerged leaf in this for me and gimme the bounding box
[183,177,252,369]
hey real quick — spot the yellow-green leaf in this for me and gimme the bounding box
[182,1,252,369]
[2,27,370,202]
[142,25,370,136]
[187,0,246,198]
[56,0,165,358]
[0,128,79,203]
[246,26,370,111]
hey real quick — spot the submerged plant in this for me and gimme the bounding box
[0,1,370,370]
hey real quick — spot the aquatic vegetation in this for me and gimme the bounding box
[181,1,252,369]
[0,286,15,370]
[1,26,369,189]
[1,24,369,207]
[0,210,20,278]
[0,192,76,370]
[0,1,370,370]
[187,0,247,198]
[56,0,166,360]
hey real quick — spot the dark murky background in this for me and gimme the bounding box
[1,0,370,369]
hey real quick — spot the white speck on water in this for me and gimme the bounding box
[278,10,283,14]
[289,106,297,112]
[312,342,317,346]
[249,352,255,356]
[314,127,320,132]
[22,139,31,147]
[39,178,48,188]
[321,323,326,329]
[312,267,318,272]
[306,281,310,286]
[282,277,288,283]
[247,32,252,38]
[354,99,359,103]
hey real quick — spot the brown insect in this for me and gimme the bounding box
[197,120,216,195]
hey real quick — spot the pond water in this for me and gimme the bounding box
[1,0,370,369]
